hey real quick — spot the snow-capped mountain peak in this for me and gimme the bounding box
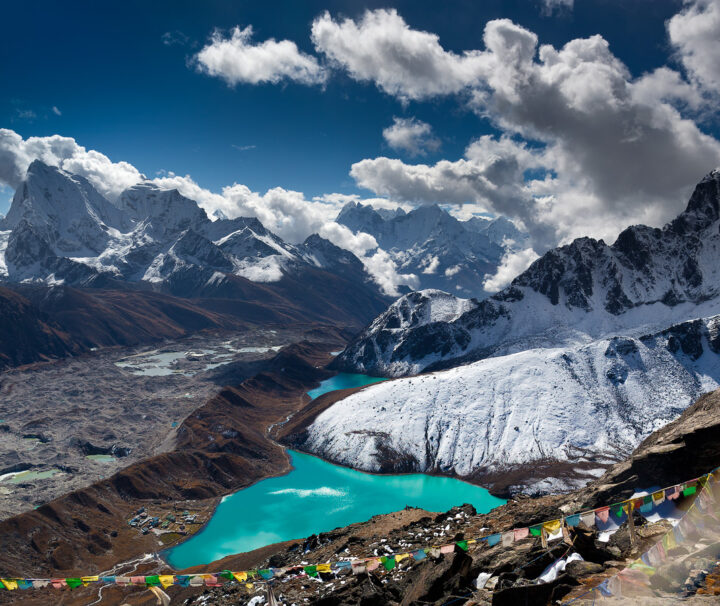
[335,201,517,297]
[335,169,720,377]
[0,162,389,301]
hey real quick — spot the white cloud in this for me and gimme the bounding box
[541,0,574,16]
[382,117,440,156]
[231,144,256,151]
[51,106,62,116]
[311,9,486,101]
[667,0,720,94]
[348,15,720,250]
[422,255,440,274]
[195,25,327,86]
[445,265,461,277]
[483,247,540,292]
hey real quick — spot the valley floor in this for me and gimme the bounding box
[0,326,311,520]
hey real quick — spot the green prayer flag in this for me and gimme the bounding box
[683,485,697,497]
[382,556,396,571]
[456,540,469,551]
[612,505,624,518]
[643,495,653,504]
[145,575,160,586]
[219,570,233,580]
[66,578,83,589]
[304,566,318,578]
[529,525,542,537]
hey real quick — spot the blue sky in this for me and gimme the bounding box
[1,0,719,254]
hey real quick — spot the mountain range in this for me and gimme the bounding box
[0,161,397,366]
[288,170,720,494]
[336,200,527,297]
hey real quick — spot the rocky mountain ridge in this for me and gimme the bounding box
[335,170,720,377]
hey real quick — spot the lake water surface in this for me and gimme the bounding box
[166,374,505,568]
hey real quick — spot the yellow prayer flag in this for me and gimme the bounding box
[543,519,562,534]
[233,572,247,583]
[81,576,99,584]
[316,564,331,573]
[245,583,254,591]
[395,553,410,562]
[1,579,18,591]
[159,575,175,588]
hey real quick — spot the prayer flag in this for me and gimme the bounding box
[352,561,366,575]
[366,559,380,572]
[232,572,247,583]
[543,519,561,534]
[304,566,318,578]
[381,556,396,571]
[456,540,469,551]
[412,549,426,561]
[487,533,501,546]
[652,491,665,506]
[218,570,233,580]
[502,531,514,546]
[130,576,145,585]
[16,580,31,590]
[683,485,697,497]
[440,544,454,554]
[1,580,18,591]
[175,575,191,587]
[529,525,542,537]
[66,578,83,589]
[316,564,331,573]
[259,570,274,580]
[100,576,115,583]
[581,512,596,527]
[565,514,581,527]
[159,576,175,588]
[596,506,610,523]
[145,575,160,586]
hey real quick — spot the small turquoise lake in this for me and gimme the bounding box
[166,374,505,568]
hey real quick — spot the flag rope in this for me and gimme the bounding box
[1,467,718,592]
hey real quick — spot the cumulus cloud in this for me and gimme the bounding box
[382,117,440,156]
[311,9,486,101]
[667,0,720,94]
[0,129,415,296]
[483,247,540,292]
[195,25,327,86]
[348,14,720,251]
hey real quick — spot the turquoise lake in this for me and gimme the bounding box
[166,374,505,568]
